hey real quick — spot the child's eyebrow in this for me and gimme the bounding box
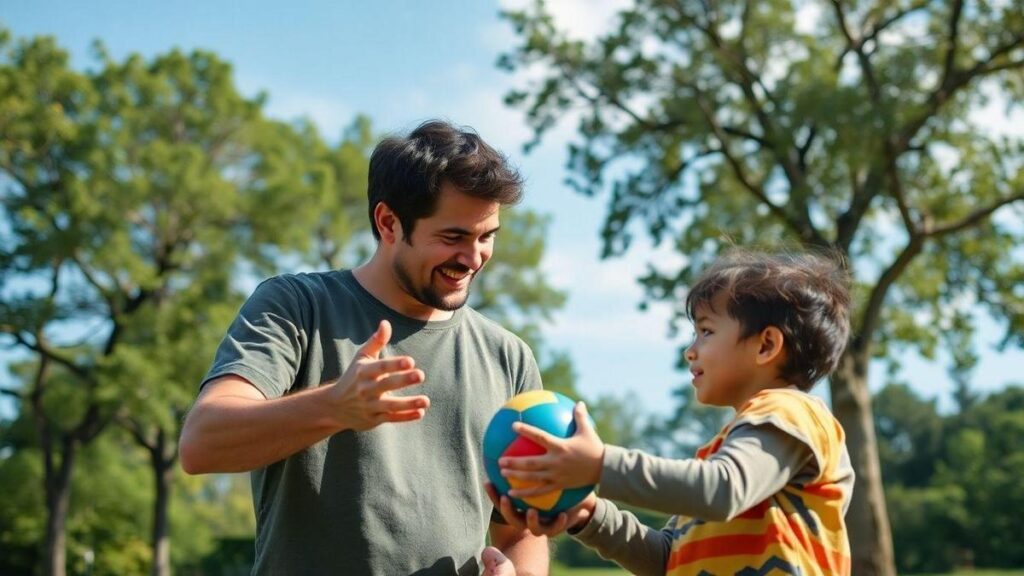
[695,315,710,324]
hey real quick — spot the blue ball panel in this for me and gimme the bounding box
[551,485,595,514]
[483,407,522,462]
[484,455,511,497]
[520,398,575,437]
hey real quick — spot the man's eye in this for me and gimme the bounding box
[441,236,460,244]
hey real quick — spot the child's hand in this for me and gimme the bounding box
[499,401,603,497]
[486,483,598,538]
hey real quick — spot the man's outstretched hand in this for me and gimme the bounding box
[482,546,515,576]
[328,320,430,431]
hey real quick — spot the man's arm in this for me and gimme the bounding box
[179,320,429,474]
[488,520,549,576]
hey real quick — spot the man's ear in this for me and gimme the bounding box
[373,202,402,244]
[755,326,786,366]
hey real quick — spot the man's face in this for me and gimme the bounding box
[390,182,500,314]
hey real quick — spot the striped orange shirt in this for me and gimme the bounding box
[665,389,852,576]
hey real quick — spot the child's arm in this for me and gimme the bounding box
[599,424,812,519]
[568,497,674,576]
[503,418,813,520]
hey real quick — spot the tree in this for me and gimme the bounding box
[499,1,1024,573]
[0,33,283,575]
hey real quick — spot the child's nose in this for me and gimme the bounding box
[684,343,697,362]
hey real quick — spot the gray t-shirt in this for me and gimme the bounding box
[202,270,543,575]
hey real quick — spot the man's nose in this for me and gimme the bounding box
[457,243,486,271]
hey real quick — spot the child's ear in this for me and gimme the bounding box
[755,326,785,366]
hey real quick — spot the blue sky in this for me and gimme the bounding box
[3,0,1022,415]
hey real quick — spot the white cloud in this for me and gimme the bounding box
[498,0,630,41]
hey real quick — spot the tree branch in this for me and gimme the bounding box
[941,0,965,89]
[924,191,1024,238]
[0,386,22,399]
[831,0,882,102]
[2,329,95,384]
[692,89,816,240]
[900,30,1024,149]
[859,235,925,348]
[834,0,934,70]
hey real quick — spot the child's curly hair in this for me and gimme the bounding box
[685,249,852,391]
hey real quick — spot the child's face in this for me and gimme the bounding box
[684,292,763,409]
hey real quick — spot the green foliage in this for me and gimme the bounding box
[500,0,1024,363]
[876,384,1024,571]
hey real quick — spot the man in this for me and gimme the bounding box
[179,120,548,575]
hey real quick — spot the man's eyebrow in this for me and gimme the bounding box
[437,226,501,236]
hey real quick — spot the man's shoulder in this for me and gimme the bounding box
[260,269,351,299]
[459,307,532,350]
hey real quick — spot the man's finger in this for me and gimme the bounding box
[374,394,430,414]
[481,546,514,576]
[357,320,392,360]
[379,408,427,423]
[357,356,415,381]
[371,369,426,394]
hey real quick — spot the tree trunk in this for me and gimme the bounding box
[150,429,174,576]
[830,351,896,576]
[43,440,75,576]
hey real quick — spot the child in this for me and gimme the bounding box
[494,250,854,575]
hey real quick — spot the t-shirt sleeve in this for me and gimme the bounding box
[598,424,814,520]
[513,338,543,395]
[201,276,307,399]
[568,497,673,576]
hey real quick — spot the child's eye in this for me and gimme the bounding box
[700,328,713,336]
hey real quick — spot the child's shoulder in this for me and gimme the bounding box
[734,388,843,442]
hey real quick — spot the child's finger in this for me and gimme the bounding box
[574,401,595,435]
[511,422,559,448]
[501,466,550,483]
[498,454,548,470]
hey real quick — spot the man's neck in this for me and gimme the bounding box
[352,257,454,322]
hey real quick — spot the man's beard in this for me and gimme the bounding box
[392,259,474,312]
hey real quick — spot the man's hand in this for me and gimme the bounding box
[482,546,516,576]
[328,320,430,431]
[499,402,603,497]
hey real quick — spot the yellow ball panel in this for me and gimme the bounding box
[507,476,562,511]
[504,390,559,412]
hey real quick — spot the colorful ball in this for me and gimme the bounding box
[483,390,596,517]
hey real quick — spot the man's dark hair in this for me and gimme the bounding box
[685,249,852,391]
[367,120,523,241]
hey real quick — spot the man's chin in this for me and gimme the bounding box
[436,293,470,311]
